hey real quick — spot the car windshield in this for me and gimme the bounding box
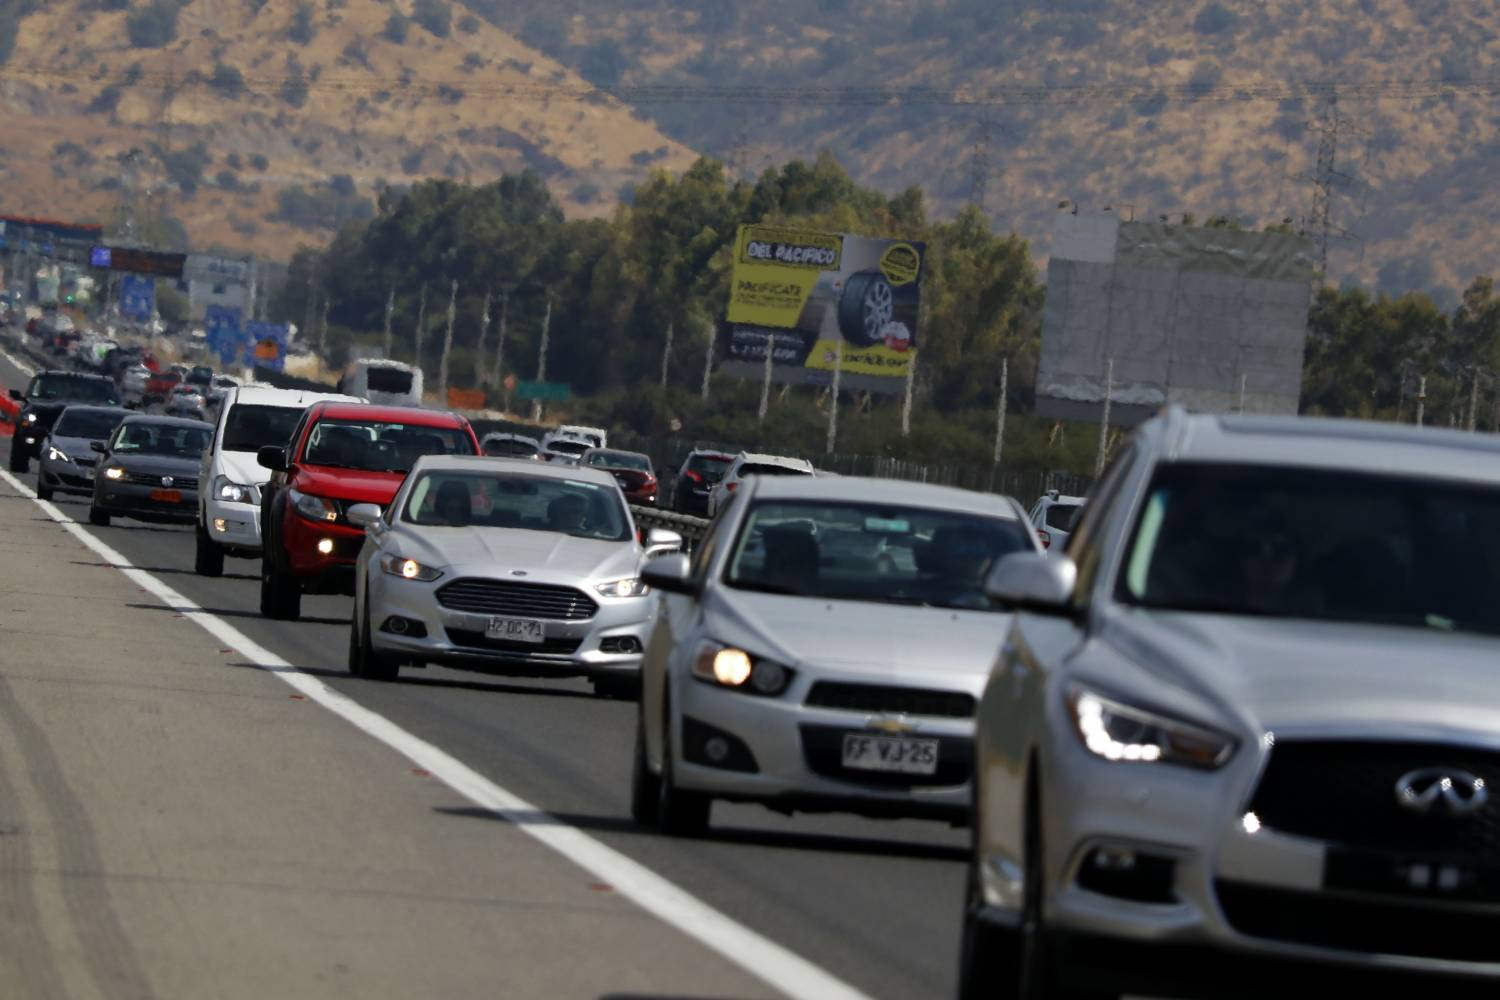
[548,439,590,456]
[1117,463,1500,637]
[740,462,811,478]
[114,422,212,456]
[401,470,631,542]
[483,438,539,458]
[28,374,117,402]
[724,500,1032,611]
[221,404,304,453]
[686,455,732,481]
[586,451,651,472]
[53,409,126,440]
[366,367,415,394]
[302,418,475,472]
[1045,502,1083,531]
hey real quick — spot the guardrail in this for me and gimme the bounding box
[631,504,711,553]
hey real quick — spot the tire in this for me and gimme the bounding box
[629,709,661,827]
[657,708,711,836]
[957,858,1019,1000]
[349,588,400,681]
[87,504,109,527]
[259,550,302,621]
[8,447,26,473]
[837,270,895,347]
[194,520,225,577]
[592,675,639,700]
[35,480,52,501]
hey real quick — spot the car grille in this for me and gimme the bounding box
[1247,740,1500,857]
[74,455,97,468]
[444,628,582,656]
[55,473,92,489]
[799,724,972,789]
[122,472,199,491]
[805,681,975,719]
[1216,880,1499,962]
[436,579,598,620]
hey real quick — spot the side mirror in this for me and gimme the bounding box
[346,503,384,529]
[643,527,683,559]
[8,389,21,401]
[641,552,694,594]
[90,440,106,454]
[257,445,287,472]
[986,552,1077,614]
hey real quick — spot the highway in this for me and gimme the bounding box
[0,346,969,999]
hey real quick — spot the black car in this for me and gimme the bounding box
[670,449,733,515]
[8,370,122,472]
[186,365,214,391]
[89,415,213,527]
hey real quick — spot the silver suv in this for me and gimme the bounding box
[962,408,1500,999]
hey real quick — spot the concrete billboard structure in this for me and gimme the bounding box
[1037,214,1316,426]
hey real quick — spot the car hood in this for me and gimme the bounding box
[110,453,203,478]
[294,465,406,505]
[702,588,1006,692]
[1099,609,1500,741]
[390,524,642,582]
[217,449,271,487]
[47,434,104,460]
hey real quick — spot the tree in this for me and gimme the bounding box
[211,62,244,97]
[382,11,408,43]
[412,0,451,38]
[288,2,316,44]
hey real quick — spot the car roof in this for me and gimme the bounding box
[749,474,1021,518]
[1041,494,1087,506]
[583,448,648,461]
[314,402,470,427]
[733,451,815,470]
[56,404,130,415]
[481,431,539,443]
[36,369,110,380]
[409,454,621,486]
[227,385,363,409]
[120,413,214,429]
[1157,409,1500,485]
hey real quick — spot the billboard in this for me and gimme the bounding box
[719,224,925,394]
[1037,215,1316,425]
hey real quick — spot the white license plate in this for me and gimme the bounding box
[841,734,939,775]
[484,616,545,643]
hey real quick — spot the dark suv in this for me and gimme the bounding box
[669,449,733,515]
[9,370,122,472]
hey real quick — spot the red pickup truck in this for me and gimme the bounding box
[256,402,480,620]
[144,369,182,405]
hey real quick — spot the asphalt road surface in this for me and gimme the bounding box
[0,345,969,999]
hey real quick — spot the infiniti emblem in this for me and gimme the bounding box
[1395,768,1489,817]
[161,476,174,488]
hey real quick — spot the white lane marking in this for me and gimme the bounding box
[0,346,37,377]
[0,467,877,1000]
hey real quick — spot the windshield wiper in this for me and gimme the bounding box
[728,580,806,597]
[1124,597,1282,617]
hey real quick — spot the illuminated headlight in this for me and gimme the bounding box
[378,554,443,582]
[22,413,37,424]
[316,538,335,555]
[47,446,69,463]
[104,466,125,480]
[213,476,259,505]
[690,641,793,695]
[595,577,649,598]
[288,488,338,523]
[1067,686,1235,769]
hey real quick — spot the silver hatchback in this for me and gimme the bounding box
[963,408,1500,999]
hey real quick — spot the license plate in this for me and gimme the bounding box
[150,488,182,503]
[484,617,545,643]
[841,734,939,775]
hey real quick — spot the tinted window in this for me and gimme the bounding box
[27,374,118,402]
[222,404,304,453]
[53,409,126,440]
[585,451,652,472]
[1045,502,1083,531]
[114,421,212,456]
[685,454,732,481]
[724,500,1030,612]
[547,439,590,456]
[402,470,630,542]
[740,462,811,477]
[483,438,539,458]
[366,367,415,394]
[303,418,474,473]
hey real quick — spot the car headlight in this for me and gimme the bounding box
[690,641,793,696]
[22,412,37,424]
[596,577,649,598]
[213,475,259,505]
[47,446,68,463]
[1067,686,1235,769]
[288,488,338,523]
[378,554,443,582]
[104,466,125,480]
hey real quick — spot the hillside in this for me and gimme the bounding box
[0,0,697,258]
[467,0,1500,303]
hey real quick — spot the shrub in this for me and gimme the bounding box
[458,14,479,35]
[288,2,316,44]
[383,11,408,43]
[281,71,309,107]
[126,1,182,49]
[211,61,244,96]
[413,0,450,38]
[1193,2,1238,35]
[249,153,269,171]
[215,169,239,190]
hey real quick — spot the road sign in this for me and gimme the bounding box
[119,275,155,322]
[243,321,289,372]
[514,380,570,401]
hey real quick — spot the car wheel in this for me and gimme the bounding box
[836,270,895,347]
[657,708,710,836]
[957,856,1018,1000]
[8,448,26,473]
[354,589,400,682]
[259,552,302,621]
[194,520,225,577]
[35,479,52,501]
[591,675,639,700]
[629,707,661,826]
[87,503,109,527]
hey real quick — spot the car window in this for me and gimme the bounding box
[221,404,304,453]
[685,454,732,480]
[483,438,539,458]
[401,470,630,541]
[1067,444,1137,605]
[1045,502,1083,531]
[740,462,811,477]
[114,422,212,456]
[303,418,474,473]
[27,374,118,402]
[53,409,126,440]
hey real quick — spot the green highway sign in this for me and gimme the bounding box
[514,380,571,401]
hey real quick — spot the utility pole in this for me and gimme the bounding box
[1416,375,1426,427]
[699,317,713,401]
[757,331,774,423]
[1094,357,1114,477]
[826,342,844,455]
[993,357,1008,467]
[531,292,552,423]
[1238,372,1248,414]
[475,288,492,385]
[381,287,394,359]
[900,354,916,437]
[967,108,993,215]
[1303,94,1366,278]
[660,321,674,390]
[438,279,457,400]
[490,288,508,389]
[317,297,329,360]
[1468,368,1481,432]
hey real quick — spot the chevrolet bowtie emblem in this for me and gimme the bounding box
[868,716,917,735]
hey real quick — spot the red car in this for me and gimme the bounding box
[579,447,659,506]
[144,368,182,405]
[257,402,480,620]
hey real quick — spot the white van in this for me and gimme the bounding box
[556,424,607,449]
[339,358,424,407]
[195,384,363,576]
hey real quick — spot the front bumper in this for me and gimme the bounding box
[366,572,652,679]
[13,426,44,457]
[282,512,365,588]
[671,673,974,823]
[204,496,263,553]
[95,481,200,522]
[39,455,97,495]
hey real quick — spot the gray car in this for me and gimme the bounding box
[89,415,214,527]
[963,407,1500,999]
[631,474,1041,835]
[346,455,681,697]
[36,404,130,501]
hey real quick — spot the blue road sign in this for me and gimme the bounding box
[243,321,290,372]
[119,275,155,323]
